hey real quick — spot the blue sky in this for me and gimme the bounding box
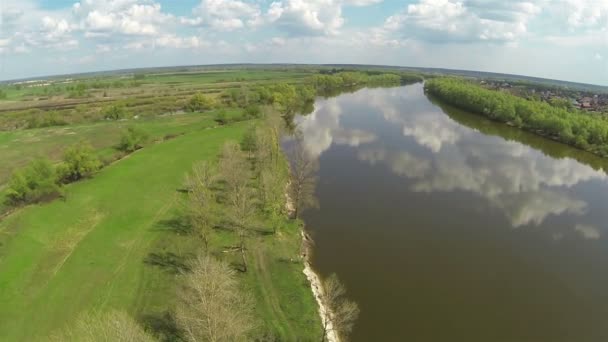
[1,0,607,85]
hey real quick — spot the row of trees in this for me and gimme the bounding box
[426,78,608,156]
[178,110,359,340]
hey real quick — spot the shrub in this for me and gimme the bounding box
[57,143,102,183]
[117,126,149,152]
[186,93,216,112]
[214,110,229,125]
[103,105,127,120]
[5,159,61,205]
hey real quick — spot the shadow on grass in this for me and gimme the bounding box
[144,252,191,274]
[140,311,184,342]
[154,216,192,235]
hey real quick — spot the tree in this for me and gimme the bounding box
[226,182,255,272]
[288,138,318,219]
[185,161,216,249]
[49,310,156,342]
[5,159,61,205]
[218,142,249,194]
[240,126,257,157]
[320,274,360,342]
[175,254,254,342]
[186,93,215,112]
[58,142,102,183]
[218,141,255,271]
[118,126,149,152]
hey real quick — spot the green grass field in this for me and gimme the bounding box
[0,120,320,340]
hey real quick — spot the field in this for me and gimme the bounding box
[0,118,320,340]
[0,67,329,341]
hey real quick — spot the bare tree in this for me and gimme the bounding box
[185,161,217,249]
[226,182,256,272]
[49,310,156,342]
[218,141,249,195]
[288,138,319,219]
[320,274,360,342]
[175,254,255,342]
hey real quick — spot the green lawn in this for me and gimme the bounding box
[0,120,320,341]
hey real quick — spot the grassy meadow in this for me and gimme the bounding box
[0,119,320,340]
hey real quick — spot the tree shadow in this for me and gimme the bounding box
[140,311,184,342]
[154,216,192,235]
[144,252,191,274]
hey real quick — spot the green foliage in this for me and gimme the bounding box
[244,104,261,118]
[0,89,7,100]
[103,105,127,120]
[5,159,61,205]
[186,93,216,112]
[117,126,149,152]
[214,109,229,125]
[133,73,146,80]
[58,142,102,183]
[240,125,257,153]
[426,78,608,156]
[309,71,402,93]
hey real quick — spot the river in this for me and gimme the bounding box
[292,83,608,341]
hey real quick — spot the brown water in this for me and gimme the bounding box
[292,83,608,342]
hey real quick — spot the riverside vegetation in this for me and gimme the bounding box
[426,78,608,157]
[0,68,405,341]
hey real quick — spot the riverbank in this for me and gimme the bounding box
[285,183,339,342]
[301,231,340,342]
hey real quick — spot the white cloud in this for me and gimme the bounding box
[181,0,262,31]
[574,224,601,240]
[155,35,205,49]
[73,0,173,37]
[385,0,542,43]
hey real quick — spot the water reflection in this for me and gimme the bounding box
[296,83,607,233]
[293,83,608,341]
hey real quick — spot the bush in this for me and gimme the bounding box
[214,110,229,125]
[117,126,149,152]
[244,104,261,118]
[103,105,127,120]
[5,159,61,205]
[57,143,102,183]
[186,93,216,112]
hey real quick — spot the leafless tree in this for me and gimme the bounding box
[184,161,217,249]
[288,138,319,219]
[49,310,156,342]
[226,182,256,272]
[218,141,249,195]
[320,274,360,342]
[218,141,256,271]
[175,254,255,342]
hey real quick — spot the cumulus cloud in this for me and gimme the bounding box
[384,0,542,43]
[73,0,173,37]
[181,0,262,31]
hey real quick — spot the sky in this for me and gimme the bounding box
[0,0,607,85]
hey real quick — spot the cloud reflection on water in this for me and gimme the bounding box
[296,85,607,236]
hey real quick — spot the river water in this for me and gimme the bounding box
[293,83,608,341]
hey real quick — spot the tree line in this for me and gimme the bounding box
[426,78,608,157]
